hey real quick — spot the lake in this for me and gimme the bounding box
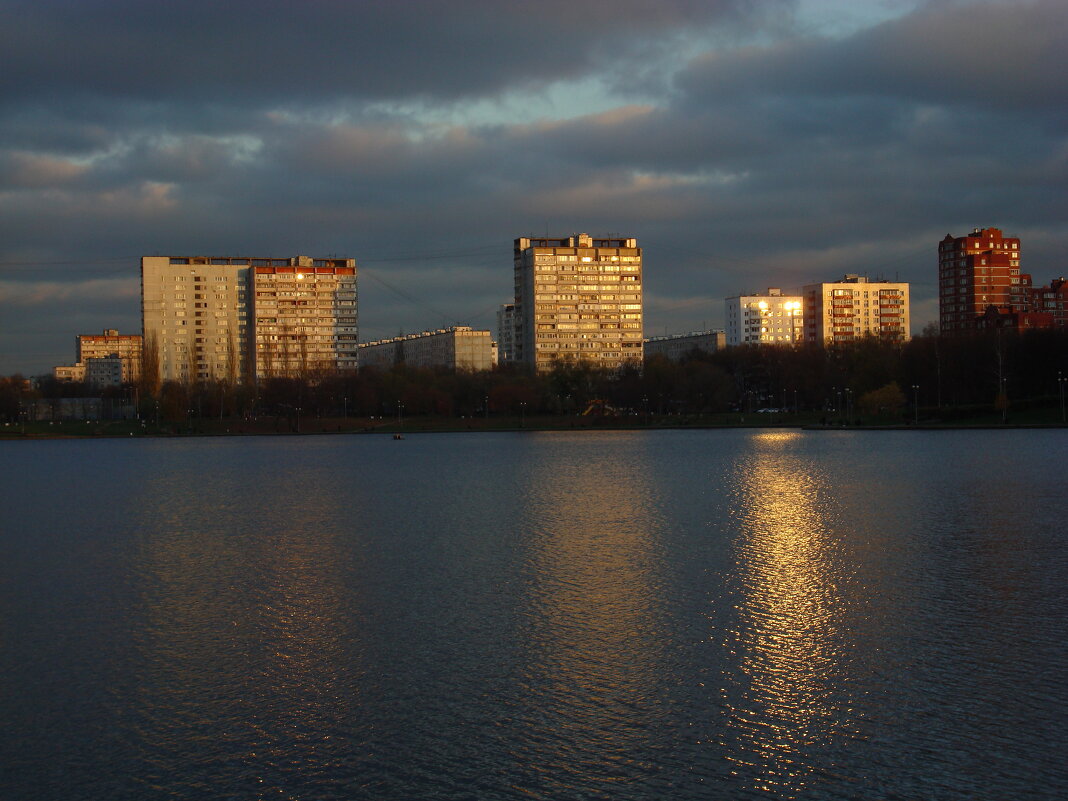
[1,429,1066,800]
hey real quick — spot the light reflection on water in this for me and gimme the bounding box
[1,431,1066,800]
[721,430,857,797]
[511,434,669,794]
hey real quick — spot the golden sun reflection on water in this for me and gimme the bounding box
[722,430,857,797]
[512,434,667,788]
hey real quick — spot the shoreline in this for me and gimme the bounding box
[4,420,1068,440]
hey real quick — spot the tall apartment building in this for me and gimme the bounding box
[513,233,642,371]
[496,303,517,365]
[358,326,495,371]
[939,227,1027,332]
[252,261,357,378]
[644,330,725,361]
[725,289,804,346]
[142,255,357,383]
[803,275,910,343]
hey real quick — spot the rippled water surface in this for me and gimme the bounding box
[2,430,1066,800]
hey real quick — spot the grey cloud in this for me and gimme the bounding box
[679,0,1068,110]
[0,0,784,107]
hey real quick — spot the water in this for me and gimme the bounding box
[1,429,1066,800]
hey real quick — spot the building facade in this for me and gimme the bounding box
[142,255,357,383]
[513,233,642,371]
[1030,277,1068,328]
[252,261,358,379]
[725,289,804,346]
[53,363,86,382]
[644,330,725,361]
[496,303,517,365]
[803,276,910,343]
[939,227,1027,333]
[77,329,142,383]
[358,326,494,371]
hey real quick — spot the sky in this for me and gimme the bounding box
[1,0,1066,374]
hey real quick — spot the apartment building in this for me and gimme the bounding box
[725,289,804,346]
[803,275,910,343]
[252,261,358,378]
[939,227,1028,333]
[141,255,357,383]
[358,326,494,370]
[77,329,142,383]
[513,233,642,371]
[496,303,517,365]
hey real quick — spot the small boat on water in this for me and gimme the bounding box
[393,433,404,440]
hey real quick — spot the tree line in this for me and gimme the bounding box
[4,327,1067,424]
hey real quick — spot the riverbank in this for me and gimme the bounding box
[3,411,1067,439]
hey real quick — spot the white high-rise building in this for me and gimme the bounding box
[724,288,804,346]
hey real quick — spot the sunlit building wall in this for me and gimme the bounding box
[725,289,804,346]
[644,330,725,361]
[252,259,358,379]
[142,255,357,383]
[803,275,910,343]
[53,363,86,382]
[513,233,643,372]
[77,329,142,383]
[939,227,1027,333]
[358,326,495,370]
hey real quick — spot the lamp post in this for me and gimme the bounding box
[396,400,404,427]
[912,384,919,425]
[520,401,526,428]
[1059,373,1066,424]
[484,395,489,420]
[845,388,853,424]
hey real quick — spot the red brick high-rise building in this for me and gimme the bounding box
[938,227,1030,333]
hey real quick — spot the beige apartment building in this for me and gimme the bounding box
[53,328,142,386]
[513,233,642,371]
[358,326,495,371]
[78,329,143,383]
[725,289,804,346]
[803,275,910,343]
[141,255,357,383]
[252,261,358,378]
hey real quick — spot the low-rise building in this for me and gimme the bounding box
[53,363,87,383]
[725,289,804,346]
[644,330,725,361]
[358,326,495,371]
[78,329,142,383]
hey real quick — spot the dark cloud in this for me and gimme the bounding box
[1,0,1066,374]
[0,0,774,107]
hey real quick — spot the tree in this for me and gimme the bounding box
[858,382,906,420]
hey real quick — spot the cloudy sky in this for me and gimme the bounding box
[1,0,1066,374]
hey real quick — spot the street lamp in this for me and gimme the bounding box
[845,388,853,424]
[1059,373,1066,424]
[396,400,404,427]
[520,401,527,428]
[484,395,489,420]
[912,384,919,425]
